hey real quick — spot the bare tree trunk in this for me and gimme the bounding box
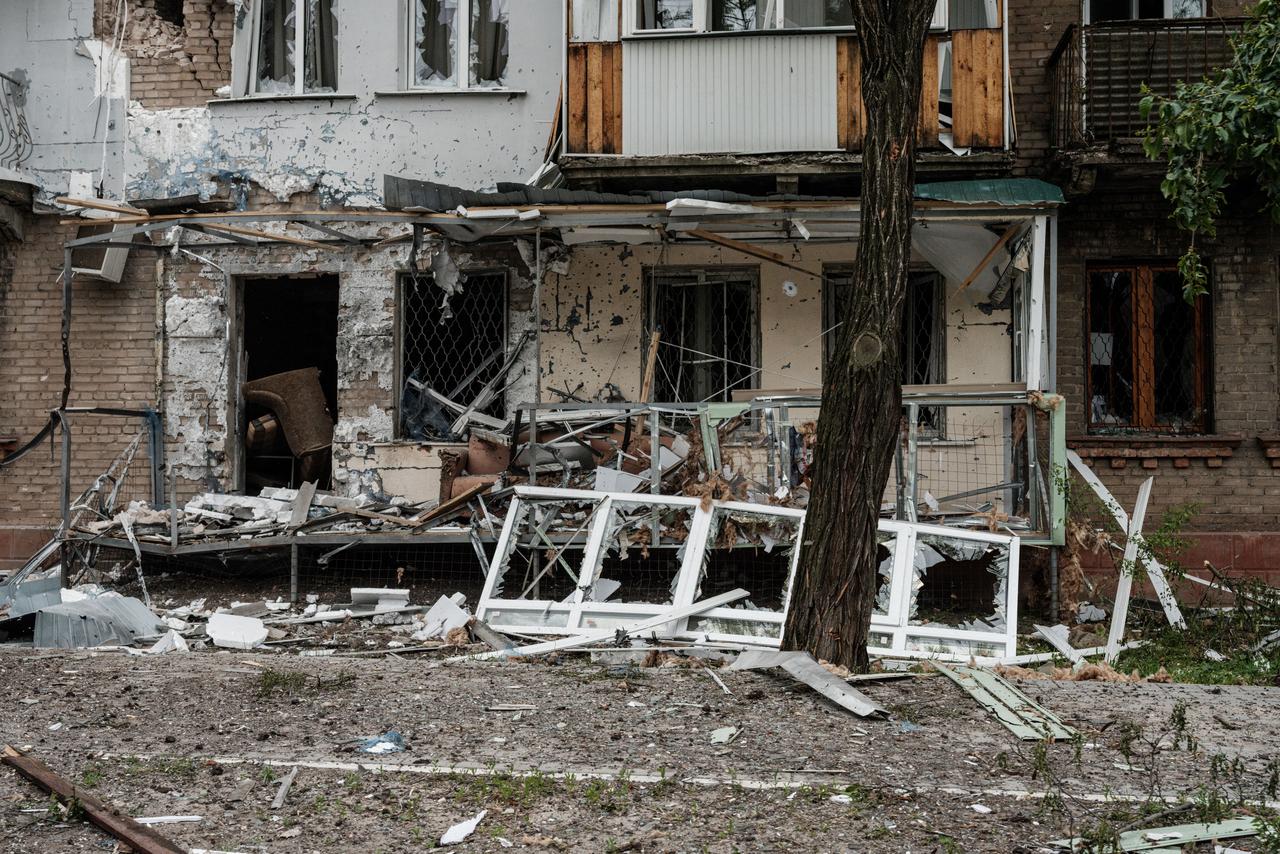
[783,0,937,671]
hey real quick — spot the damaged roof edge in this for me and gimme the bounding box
[383,176,1065,214]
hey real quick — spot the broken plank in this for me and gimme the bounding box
[1034,623,1084,664]
[954,223,1021,295]
[1067,451,1185,630]
[199,222,333,250]
[728,650,886,718]
[469,618,515,652]
[270,765,299,809]
[56,196,147,216]
[1048,817,1260,852]
[2,745,185,854]
[685,228,818,278]
[409,482,492,526]
[1106,477,1153,664]
[289,480,318,528]
[932,664,1076,742]
[455,589,750,662]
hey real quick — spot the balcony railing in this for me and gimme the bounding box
[1048,17,1245,150]
[1,71,33,170]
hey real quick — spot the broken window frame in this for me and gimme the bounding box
[1084,260,1212,434]
[250,0,339,96]
[396,268,510,440]
[625,0,948,36]
[475,487,803,647]
[643,266,761,404]
[407,0,512,90]
[868,520,1020,661]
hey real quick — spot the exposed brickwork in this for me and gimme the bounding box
[0,216,159,566]
[1056,184,1280,537]
[96,0,234,109]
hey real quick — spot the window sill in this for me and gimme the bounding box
[207,93,358,106]
[374,88,526,97]
[1069,434,1243,469]
[1257,435,1280,470]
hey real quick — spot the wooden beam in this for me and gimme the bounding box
[685,228,818,277]
[639,330,662,404]
[2,746,185,854]
[199,222,334,250]
[953,223,1021,295]
[55,196,148,216]
[409,481,493,527]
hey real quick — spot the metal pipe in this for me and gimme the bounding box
[60,248,73,408]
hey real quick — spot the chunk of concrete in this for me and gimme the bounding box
[206,613,268,650]
[413,594,470,641]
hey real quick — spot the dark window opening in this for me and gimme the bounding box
[471,0,509,86]
[400,270,508,440]
[911,535,1003,627]
[1087,262,1210,433]
[242,275,340,490]
[825,269,946,432]
[154,0,185,27]
[698,547,791,612]
[645,269,758,404]
[597,549,683,605]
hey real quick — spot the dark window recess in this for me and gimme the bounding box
[646,269,758,404]
[255,0,337,94]
[400,271,508,440]
[1087,263,1211,433]
[825,269,946,433]
[154,0,185,27]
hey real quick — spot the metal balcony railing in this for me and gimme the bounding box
[0,70,33,170]
[1048,17,1246,150]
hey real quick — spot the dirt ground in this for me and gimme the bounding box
[0,647,1277,853]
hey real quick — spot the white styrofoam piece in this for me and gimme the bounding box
[206,613,268,650]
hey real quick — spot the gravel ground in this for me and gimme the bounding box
[0,646,1276,853]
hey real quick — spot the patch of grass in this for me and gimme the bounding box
[121,756,199,779]
[1114,622,1279,686]
[78,764,103,788]
[257,669,310,696]
[453,770,561,809]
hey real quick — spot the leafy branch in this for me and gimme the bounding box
[1140,0,1280,300]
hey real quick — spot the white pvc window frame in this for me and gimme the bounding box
[868,519,1020,661]
[1083,0,1206,23]
[623,0,947,37]
[407,0,513,91]
[247,0,337,96]
[476,486,804,647]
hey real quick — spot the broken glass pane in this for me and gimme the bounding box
[470,0,509,87]
[695,507,800,616]
[872,530,898,617]
[590,501,696,605]
[712,0,774,30]
[904,636,1007,659]
[303,0,337,92]
[416,0,459,86]
[907,533,1009,633]
[782,0,853,28]
[638,0,694,29]
[488,497,598,604]
[256,0,296,93]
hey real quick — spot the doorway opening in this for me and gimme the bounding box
[241,275,340,490]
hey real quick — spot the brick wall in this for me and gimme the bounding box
[97,0,234,109]
[0,216,159,569]
[1057,184,1280,577]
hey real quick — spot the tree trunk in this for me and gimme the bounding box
[782,0,937,671]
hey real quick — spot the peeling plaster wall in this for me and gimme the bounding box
[0,0,128,199]
[125,1,561,207]
[539,242,1015,401]
[159,235,539,502]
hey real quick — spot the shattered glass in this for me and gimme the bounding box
[588,501,695,605]
[906,533,1009,634]
[470,0,509,88]
[255,0,296,93]
[416,0,459,86]
[904,636,1008,659]
[488,498,598,605]
[872,530,898,617]
[302,0,337,93]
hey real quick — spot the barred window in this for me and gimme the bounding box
[644,268,759,403]
[399,271,508,439]
[824,269,946,431]
[1087,262,1210,433]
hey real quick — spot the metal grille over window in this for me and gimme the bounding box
[1087,263,1209,433]
[825,269,945,434]
[400,271,508,440]
[646,269,758,403]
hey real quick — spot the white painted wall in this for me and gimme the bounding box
[126,0,563,206]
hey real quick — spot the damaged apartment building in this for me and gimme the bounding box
[0,0,1277,626]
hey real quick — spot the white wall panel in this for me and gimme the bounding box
[622,34,838,156]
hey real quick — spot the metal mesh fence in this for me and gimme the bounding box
[400,270,508,439]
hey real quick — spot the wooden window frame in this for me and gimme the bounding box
[1084,260,1212,435]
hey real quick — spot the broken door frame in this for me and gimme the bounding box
[475,486,804,646]
[869,519,1021,661]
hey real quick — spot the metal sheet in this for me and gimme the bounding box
[33,592,163,649]
[622,34,838,155]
